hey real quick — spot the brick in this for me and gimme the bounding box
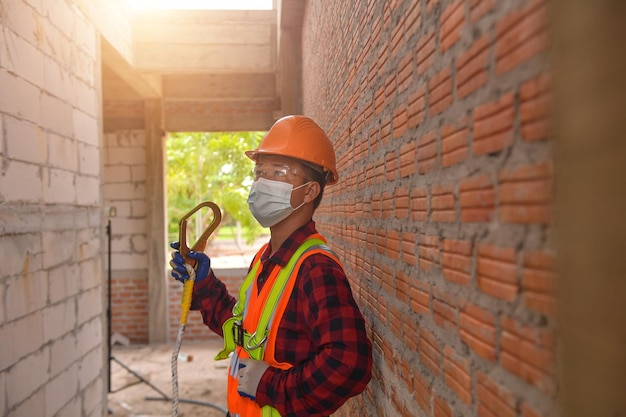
[401,231,417,266]
[411,187,428,222]
[43,167,76,204]
[520,74,551,141]
[397,50,413,93]
[408,84,426,128]
[0,69,41,123]
[5,271,48,322]
[79,143,100,176]
[49,133,79,171]
[413,368,431,413]
[495,1,549,75]
[440,1,464,51]
[2,29,45,88]
[409,278,429,316]
[473,92,515,155]
[433,392,452,417]
[388,304,403,339]
[7,350,49,406]
[0,0,40,45]
[500,316,556,395]
[498,162,552,224]
[46,366,79,416]
[470,0,495,22]
[417,131,437,173]
[460,304,496,360]
[42,94,73,137]
[431,184,455,222]
[44,300,76,343]
[442,239,472,285]
[476,373,517,417]
[420,329,441,375]
[441,121,469,167]
[456,35,490,98]
[433,288,457,330]
[443,346,471,404]
[393,105,408,138]
[4,116,46,165]
[419,233,440,271]
[429,67,453,116]
[477,244,518,301]
[522,250,557,315]
[0,312,44,371]
[460,174,495,222]
[0,159,43,202]
[402,315,419,351]
[416,30,436,75]
[395,186,410,218]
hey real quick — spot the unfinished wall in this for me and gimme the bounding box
[303,1,556,416]
[0,0,110,416]
[103,130,150,343]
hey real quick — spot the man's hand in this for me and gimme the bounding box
[237,359,270,401]
[169,241,211,283]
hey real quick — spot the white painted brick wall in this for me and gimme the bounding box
[46,365,79,417]
[43,299,76,343]
[5,271,48,322]
[78,287,103,322]
[49,333,78,377]
[0,311,44,371]
[2,29,45,88]
[6,349,49,406]
[43,168,77,204]
[41,93,73,137]
[78,346,103,389]
[76,319,102,357]
[0,68,41,122]
[79,143,100,176]
[0,0,133,414]
[10,389,45,417]
[4,116,47,165]
[76,175,101,206]
[0,159,43,202]
[48,132,79,171]
[48,264,80,303]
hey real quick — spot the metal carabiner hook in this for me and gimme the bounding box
[178,201,222,258]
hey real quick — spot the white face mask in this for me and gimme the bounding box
[247,178,310,227]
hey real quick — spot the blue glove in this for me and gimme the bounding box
[169,241,211,283]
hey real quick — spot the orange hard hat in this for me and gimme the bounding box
[245,115,339,185]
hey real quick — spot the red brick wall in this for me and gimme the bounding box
[111,273,149,343]
[303,1,556,416]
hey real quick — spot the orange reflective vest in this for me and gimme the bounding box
[215,234,340,417]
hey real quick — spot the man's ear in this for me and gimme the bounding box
[303,181,321,203]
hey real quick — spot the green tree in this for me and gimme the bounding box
[166,131,265,246]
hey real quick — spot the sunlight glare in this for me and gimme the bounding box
[128,0,273,10]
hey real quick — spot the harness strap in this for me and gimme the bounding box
[215,236,332,361]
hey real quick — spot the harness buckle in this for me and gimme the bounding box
[233,321,245,347]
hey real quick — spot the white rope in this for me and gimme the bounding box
[171,264,196,417]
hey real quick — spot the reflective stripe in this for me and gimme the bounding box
[220,234,340,416]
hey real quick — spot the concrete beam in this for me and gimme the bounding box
[101,37,162,99]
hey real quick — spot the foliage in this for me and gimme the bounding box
[166,131,265,245]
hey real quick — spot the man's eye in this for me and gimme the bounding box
[274,169,287,177]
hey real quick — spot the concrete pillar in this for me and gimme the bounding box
[553,1,626,416]
[145,99,168,343]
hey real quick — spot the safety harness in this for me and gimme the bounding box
[216,234,341,417]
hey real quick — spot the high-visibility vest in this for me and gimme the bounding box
[215,234,341,417]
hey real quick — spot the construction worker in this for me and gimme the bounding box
[170,115,372,417]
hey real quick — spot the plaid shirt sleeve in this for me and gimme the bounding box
[190,269,237,337]
[255,253,373,417]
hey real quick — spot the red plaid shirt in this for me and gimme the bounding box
[191,220,372,417]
